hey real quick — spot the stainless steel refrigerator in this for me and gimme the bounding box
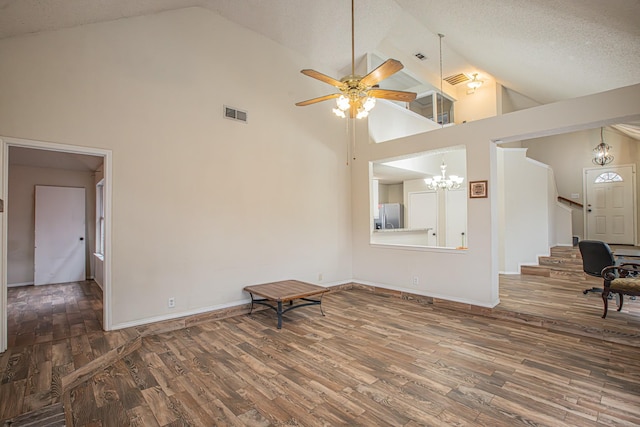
[379,203,404,229]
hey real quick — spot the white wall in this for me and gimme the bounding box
[500,149,550,273]
[7,165,96,286]
[454,77,498,124]
[369,100,441,143]
[0,7,351,328]
[352,84,640,308]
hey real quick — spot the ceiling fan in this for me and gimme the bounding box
[295,0,417,119]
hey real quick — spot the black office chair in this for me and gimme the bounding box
[578,240,615,295]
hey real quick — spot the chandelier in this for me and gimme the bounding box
[425,161,464,190]
[592,127,613,166]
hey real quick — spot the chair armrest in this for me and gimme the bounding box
[602,263,640,280]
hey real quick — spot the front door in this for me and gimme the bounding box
[584,165,635,244]
[34,185,86,285]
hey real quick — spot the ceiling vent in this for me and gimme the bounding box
[224,105,248,123]
[443,73,470,86]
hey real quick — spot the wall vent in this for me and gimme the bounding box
[224,105,248,123]
[443,73,470,86]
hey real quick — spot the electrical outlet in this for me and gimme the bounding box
[318,273,323,281]
[412,276,419,285]
[168,297,175,308]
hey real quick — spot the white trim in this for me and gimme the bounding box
[7,281,33,288]
[111,298,253,331]
[1,138,7,352]
[369,243,469,254]
[111,279,353,331]
[0,136,113,354]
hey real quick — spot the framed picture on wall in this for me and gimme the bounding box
[469,180,488,198]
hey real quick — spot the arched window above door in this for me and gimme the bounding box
[594,172,623,183]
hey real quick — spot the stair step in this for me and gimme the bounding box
[538,256,583,270]
[520,265,602,285]
[550,246,582,259]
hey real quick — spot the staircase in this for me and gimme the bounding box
[520,246,601,286]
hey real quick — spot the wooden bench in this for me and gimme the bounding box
[244,280,327,329]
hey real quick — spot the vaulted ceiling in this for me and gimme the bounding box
[1,0,639,105]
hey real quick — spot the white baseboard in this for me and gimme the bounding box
[8,281,34,288]
[111,297,252,331]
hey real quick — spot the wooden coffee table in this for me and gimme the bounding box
[244,280,328,329]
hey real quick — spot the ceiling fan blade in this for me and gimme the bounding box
[295,93,341,106]
[368,89,417,102]
[360,59,404,87]
[301,69,344,88]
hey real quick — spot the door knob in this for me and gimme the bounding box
[80,237,84,241]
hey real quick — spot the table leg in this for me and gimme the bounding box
[248,293,255,315]
[277,301,283,329]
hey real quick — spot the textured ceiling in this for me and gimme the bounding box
[1,0,639,104]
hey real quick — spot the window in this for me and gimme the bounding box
[409,92,454,125]
[96,180,105,256]
[370,147,467,249]
[594,172,623,183]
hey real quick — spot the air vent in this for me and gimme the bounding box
[443,73,470,86]
[223,105,248,123]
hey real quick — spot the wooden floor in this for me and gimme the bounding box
[2,276,640,426]
[495,274,640,347]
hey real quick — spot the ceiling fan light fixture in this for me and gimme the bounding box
[362,96,376,112]
[356,109,369,119]
[295,0,416,121]
[336,95,351,111]
[332,108,347,118]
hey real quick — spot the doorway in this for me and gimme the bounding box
[0,137,112,353]
[584,164,636,244]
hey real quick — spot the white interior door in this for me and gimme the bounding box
[408,191,438,246]
[34,185,86,285]
[446,189,467,248]
[585,165,635,244]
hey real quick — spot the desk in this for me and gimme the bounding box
[244,280,328,329]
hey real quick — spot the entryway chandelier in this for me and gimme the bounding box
[425,160,464,190]
[592,127,614,166]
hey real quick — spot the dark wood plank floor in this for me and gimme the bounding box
[497,274,640,346]
[2,276,640,426]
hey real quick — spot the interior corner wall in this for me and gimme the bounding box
[454,78,498,124]
[8,165,96,286]
[0,7,352,327]
[501,150,551,273]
